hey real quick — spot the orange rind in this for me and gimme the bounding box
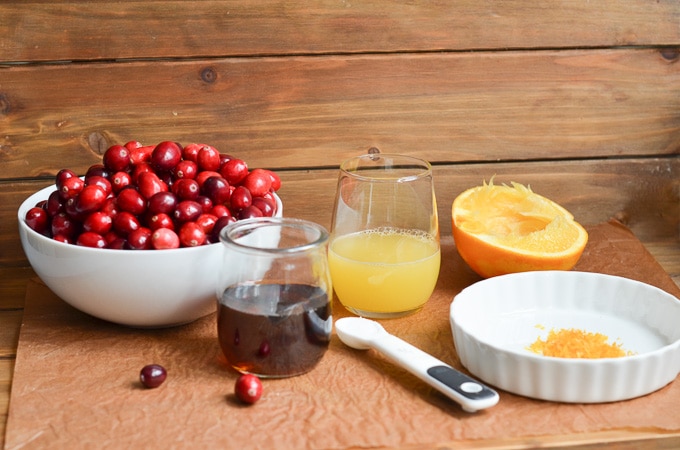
[451,180,588,278]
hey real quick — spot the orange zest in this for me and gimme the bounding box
[527,327,634,359]
[451,180,588,278]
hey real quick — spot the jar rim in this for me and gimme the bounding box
[220,217,329,254]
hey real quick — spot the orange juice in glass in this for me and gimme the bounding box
[329,152,440,318]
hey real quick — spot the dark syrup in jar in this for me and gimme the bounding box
[218,283,331,377]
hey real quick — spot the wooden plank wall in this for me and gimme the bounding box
[0,0,680,267]
[1,1,680,269]
[0,2,679,443]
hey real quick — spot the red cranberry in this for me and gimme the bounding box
[124,140,142,150]
[137,171,166,199]
[195,195,213,213]
[25,207,50,234]
[220,158,249,185]
[64,198,85,221]
[258,340,270,357]
[181,143,202,162]
[195,213,218,234]
[179,221,206,247]
[211,216,236,242]
[85,164,110,180]
[151,228,180,249]
[195,170,221,189]
[113,211,141,236]
[147,191,177,215]
[130,162,153,183]
[107,237,127,250]
[238,205,264,220]
[218,153,234,168]
[55,168,77,187]
[76,231,107,248]
[210,204,232,219]
[127,227,153,250]
[174,200,202,223]
[58,176,85,201]
[83,211,113,235]
[104,230,122,245]
[196,145,221,171]
[265,169,281,191]
[147,212,174,231]
[242,169,272,197]
[234,374,263,404]
[140,364,167,389]
[85,175,112,197]
[53,234,72,244]
[129,145,155,164]
[116,188,147,215]
[230,186,252,211]
[46,191,63,216]
[202,176,231,205]
[103,144,131,172]
[151,141,182,171]
[74,185,107,215]
[110,171,132,193]
[100,197,119,218]
[252,197,275,217]
[173,178,200,200]
[173,160,198,180]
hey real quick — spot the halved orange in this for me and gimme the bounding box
[451,180,588,278]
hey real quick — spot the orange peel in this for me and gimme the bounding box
[451,180,588,278]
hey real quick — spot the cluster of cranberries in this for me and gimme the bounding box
[24,141,281,250]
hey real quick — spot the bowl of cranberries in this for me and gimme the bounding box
[18,141,283,327]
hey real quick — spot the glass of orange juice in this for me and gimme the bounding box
[328,151,440,318]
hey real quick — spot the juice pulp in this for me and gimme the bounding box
[328,228,440,315]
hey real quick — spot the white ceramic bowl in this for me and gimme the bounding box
[18,183,282,328]
[450,271,680,403]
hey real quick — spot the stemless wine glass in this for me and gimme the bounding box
[328,152,440,319]
[217,217,333,378]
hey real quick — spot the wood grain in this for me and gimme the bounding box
[4,157,680,267]
[0,49,678,179]
[1,1,678,62]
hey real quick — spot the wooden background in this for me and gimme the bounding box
[1,1,680,447]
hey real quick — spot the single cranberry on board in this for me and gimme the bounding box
[139,364,167,389]
[234,374,263,404]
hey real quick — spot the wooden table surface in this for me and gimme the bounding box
[2,240,680,449]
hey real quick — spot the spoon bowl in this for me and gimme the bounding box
[335,316,386,349]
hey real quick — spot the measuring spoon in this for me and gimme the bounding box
[335,316,499,413]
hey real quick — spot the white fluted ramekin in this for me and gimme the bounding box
[450,271,680,403]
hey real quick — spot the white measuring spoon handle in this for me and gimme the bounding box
[372,333,499,412]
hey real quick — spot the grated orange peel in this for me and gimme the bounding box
[451,180,588,278]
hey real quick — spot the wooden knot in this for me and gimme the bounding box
[201,67,218,84]
[87,132,110,155]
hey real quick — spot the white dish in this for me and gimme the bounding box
[18,182,282,327]
[450,271,680,403]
